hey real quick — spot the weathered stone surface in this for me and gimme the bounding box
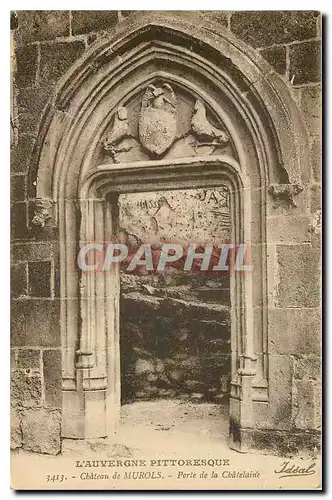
[122,292,230,323]
[11,263,27,298]
[17,349,41,372]
[11,175,26,202]
[119,187,230,244]
[21,408,61,455]
[293,379,321,430]
[293,356,320,380]
[260,46,286,75]
[11,349,17,373]
[17,87,53,136]
[252,428,320,456]
[268,355,293,430]
[14,44,37,88]
[11,372,42,408]
[11,299,60,347]
[11,135,35,174]
[202,11,229,26]
[43,350,62,408]
[310,138,321,182]
[28,260,52,297]
[15,11,70,43]
[301,85,321,137]
[310,184,321,213]
[289,41,321,85]
[11,408,22,449]
[11,202,28,239]
[11,242,54,262]
[71,10,118,35]
[135,359,155,375]
[268,308,321,355]
[276,245,320,308]
[39,41,85,85]
[230,11,318,48]
[267,215,311,244]
[121,281,231,402]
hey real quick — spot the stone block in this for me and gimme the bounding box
[17,87,53,136]
[11,263,27,298]
[260,45,286,75]
[17,349,41,373]
[268,354,293,430]
[21,408,61,455]
[11,202,28,239]
[28,260,52,297]
[11,372,42,408]
[14,44,37,88]
[293,379,321,430]
[276,245,320,308]
[11,299,61,347]
[40,41,85,85]
[71,10,118,35]
[267,215,311,244]
[289,41,321,85]
[301,85,321,137]
[10,134,35,174]
[11,408,22,449]
[293,356,321,380]
[268,308,321,355]
[15,11,70,44]
[43,350,62,408]
[11,242,54,262]
[230,11,318,48]
[11,175,26,202]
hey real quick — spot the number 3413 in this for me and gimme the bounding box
[46,474,66,483]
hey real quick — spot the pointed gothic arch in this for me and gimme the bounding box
[29,12,309,451]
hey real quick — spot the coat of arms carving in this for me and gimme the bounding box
[138,83,177,156]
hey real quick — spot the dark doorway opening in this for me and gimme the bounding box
[118,187,231,406]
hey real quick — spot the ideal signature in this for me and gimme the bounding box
[274,461,316,479]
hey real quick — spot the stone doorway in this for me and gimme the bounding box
[28,14,310,453]
[118,187,231,409]
[117,186,232,448]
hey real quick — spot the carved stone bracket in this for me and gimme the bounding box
[31,198,54,228]
[268,183,303,208]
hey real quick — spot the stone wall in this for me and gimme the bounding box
[11,11,321,454]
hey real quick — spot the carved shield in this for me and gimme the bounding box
[139,84,177,156]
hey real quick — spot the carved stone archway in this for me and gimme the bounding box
[29,13,308,452]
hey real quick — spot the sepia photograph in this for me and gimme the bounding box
[9,8,322,491]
